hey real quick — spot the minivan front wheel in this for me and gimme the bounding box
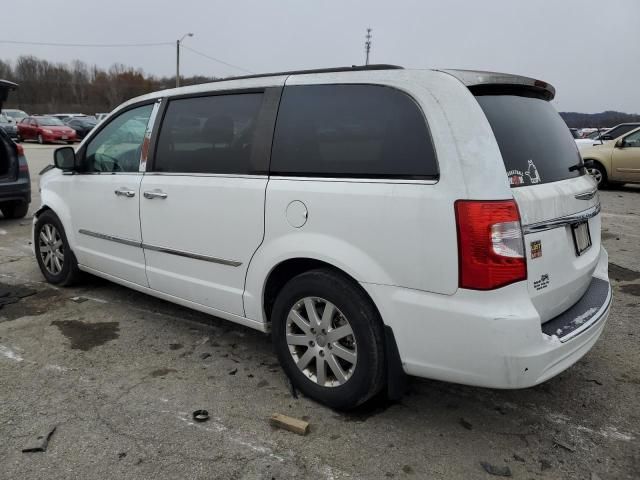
[34,210,81,285]
[271,269,385,409]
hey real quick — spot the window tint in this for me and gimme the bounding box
[476,95,583,187]
[85,104,153,173]
[270,85,437,178]
[154,93,264,174]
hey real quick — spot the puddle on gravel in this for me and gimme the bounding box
[0,285,66,321]
[609,264,640,282]
[51,319,120,351]
[620,284,640,297]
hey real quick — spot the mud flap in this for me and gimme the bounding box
[384,325,407,401]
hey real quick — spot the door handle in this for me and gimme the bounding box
[143,190,168,200]
[114,188,136,198]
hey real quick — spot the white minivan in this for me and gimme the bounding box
[36,66,611,409]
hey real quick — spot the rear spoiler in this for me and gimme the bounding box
[437,69,556,101]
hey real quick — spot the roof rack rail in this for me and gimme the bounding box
[176,64,404,86]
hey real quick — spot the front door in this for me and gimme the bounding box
[611,129,640,182]
[139,90,278,316]
[68,102,158,285]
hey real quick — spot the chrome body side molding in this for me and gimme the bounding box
[78,229,242,267]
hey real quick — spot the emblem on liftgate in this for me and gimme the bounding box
[531,240,542,259]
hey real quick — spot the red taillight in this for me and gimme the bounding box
[455,200,526,290]
[16,143,24,156]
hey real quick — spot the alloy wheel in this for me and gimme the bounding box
[39,223,64,275]
[286,297,357,387]
[587,166,602,186]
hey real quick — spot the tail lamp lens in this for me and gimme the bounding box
[455,200,526,290]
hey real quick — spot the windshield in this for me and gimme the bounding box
[37,117,65,126]
[4,110,26,120]
[0,114,10,123]
[476,95,583,187]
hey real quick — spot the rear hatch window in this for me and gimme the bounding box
[475,95,583,187]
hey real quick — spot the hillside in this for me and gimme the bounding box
[560,111,640,128]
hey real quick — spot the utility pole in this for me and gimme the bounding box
[176,33,194,88]
[365,28,372,65]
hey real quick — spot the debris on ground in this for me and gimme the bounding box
[22,425,57,453]
[228,368,238,375]
[480,461,512,477]
[70,296,88,303]
[192,410,209,422]
[553,437,575,452]
[459,418,473,430]
[269,413,310,436]
[200,352,211,359]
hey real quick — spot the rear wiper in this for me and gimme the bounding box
[568,162,585,172]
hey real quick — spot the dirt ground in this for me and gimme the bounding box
[0,144,638,480]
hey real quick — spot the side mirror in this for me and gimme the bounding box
[615,139,626,149]
[54,146,76,170]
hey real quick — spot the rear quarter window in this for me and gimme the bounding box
[271,84,438,179]
[476,95,583,187]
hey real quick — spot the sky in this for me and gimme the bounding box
[1,0,638,113]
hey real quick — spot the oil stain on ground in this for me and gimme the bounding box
[620,284,640,297]
[609,263,640,282]
[51,320,120,351]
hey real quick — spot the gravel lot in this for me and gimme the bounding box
[0,144,638,480]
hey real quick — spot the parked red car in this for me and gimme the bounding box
[17,116,76,144]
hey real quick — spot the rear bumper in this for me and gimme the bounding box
[361,247,611,389]
[0,177,31,205]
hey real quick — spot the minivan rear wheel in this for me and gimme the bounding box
[271,268,385,410]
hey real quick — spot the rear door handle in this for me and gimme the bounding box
[143,190,168,200]
[114,188,136,198]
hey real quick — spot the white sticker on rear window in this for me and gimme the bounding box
[525,160,541,184]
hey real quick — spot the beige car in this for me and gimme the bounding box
[582,126,640,187]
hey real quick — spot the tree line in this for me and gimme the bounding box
[2,55,639,127]
[0,55,216,115]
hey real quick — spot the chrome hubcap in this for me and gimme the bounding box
[286,297,357,387]
[587,167,602,185]
[39,224,64,275]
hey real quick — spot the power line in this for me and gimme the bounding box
[0,39,173,48]
[181,45,254,74]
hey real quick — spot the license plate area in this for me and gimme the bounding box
[571,221,592,256]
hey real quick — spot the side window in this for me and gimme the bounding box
[623,130,640,147]
[270,84,438,179]
[154,93,264,174]
[85,104,153,173]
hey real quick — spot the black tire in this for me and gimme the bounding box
[34,210,82,286]
[586,161,607,188]
[271,268,386,410]
[0,201,29,219]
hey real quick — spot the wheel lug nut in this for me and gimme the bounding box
[327,344,332,350]
[309,341,315,347]
[321,329,326,334]
[319,350,325,357]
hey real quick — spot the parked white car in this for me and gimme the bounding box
[36,66,611,409]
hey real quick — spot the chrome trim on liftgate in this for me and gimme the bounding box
[78,229,242,267]
[522,204,601,235]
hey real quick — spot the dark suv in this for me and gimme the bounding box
[0,80,30,219]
